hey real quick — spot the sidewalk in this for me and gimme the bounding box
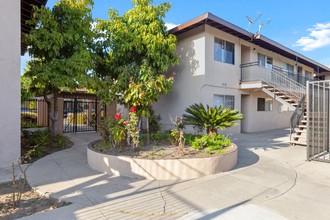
[20,129,330,220]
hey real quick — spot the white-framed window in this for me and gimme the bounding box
[213,95,235,110]
[214,38,235,65]
[257,98,273,111]
[305,70,313,80]
[286,63,294,75]
[258,53,273,69]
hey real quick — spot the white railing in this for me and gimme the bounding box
[241,62,306,100]
[270,67,306,100]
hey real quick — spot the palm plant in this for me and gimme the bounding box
[183,103,243,135]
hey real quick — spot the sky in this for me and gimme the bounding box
[21,0,330,73]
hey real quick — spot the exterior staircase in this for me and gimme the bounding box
[240,62,309,146]
[261,85,299,111]
[290,110,307,146]
[262,83,307,146]
[258,65,308,146]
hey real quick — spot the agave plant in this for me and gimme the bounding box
[183,103,243,135]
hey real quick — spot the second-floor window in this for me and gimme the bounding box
[258,53,273,69]
[286,64,294,75]
[305,70,313,79]
[214,38,235,65]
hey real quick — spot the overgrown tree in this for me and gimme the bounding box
[23,0,95,135]
[93,0,178,108]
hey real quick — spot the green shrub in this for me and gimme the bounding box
[52,134,69,148]
[149,113,161,133]
[21,121,39,128]
[21,112,38,128]
[170,129,180,145]
[100,117,126,150]
[26,130,50,157]
[170,117,185,146]
[21,129,70,161]
[149,132,169,145]
[184,134,201,145]
[191,134,231,151]
[183,103,243,135]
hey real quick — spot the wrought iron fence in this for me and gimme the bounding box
[63,98,105,133]
[307,80,330,162]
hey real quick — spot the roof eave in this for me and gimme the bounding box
[169,13,330,73]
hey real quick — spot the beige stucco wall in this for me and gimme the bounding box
[154,26,206,130]
[87,144,238,180]
[241,91,292,132]
[202,26,243,134]
[154,24,308,134]
[0,0,21,168]
[247,43,315,77]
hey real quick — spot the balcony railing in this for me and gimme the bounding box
[241,62,313,85]
[240,62,308,100]
[272,65,313,86]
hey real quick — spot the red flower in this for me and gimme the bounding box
[124,121,128,125]
[149,105,152,109]
[130,106,136,112]
[115,113,121,120]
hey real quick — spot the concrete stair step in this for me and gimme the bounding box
[278,95,290,98]
[290,140,307,146]
[294,129,306,134]
[294,133,306,136]
[293,138,307,142]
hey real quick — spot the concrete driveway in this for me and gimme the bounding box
[21,128,330,220]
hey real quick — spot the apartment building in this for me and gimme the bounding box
[154,13,330,135]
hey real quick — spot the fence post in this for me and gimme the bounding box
[306,81,310,161]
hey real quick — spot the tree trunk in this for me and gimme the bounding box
[44,86,59,136]
[207,128,218,135]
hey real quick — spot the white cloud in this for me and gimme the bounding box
[295,22,330,51]
[165,22,179,30]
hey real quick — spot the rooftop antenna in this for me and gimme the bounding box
[254,18,271,39]
[246,11,262,30]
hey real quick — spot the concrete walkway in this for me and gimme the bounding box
[20,129,330,220]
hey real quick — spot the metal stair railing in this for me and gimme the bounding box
[241,62,307,101]
[290,95,306,140]
[269,66,306,101]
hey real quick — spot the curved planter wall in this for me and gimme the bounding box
[87,143,238,180]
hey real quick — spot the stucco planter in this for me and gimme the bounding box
[87,142,238,180]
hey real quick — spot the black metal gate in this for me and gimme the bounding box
[63,97,100,133]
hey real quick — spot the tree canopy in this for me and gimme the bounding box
[23,0,96,135]
[24,0,95,92]
[93,0,178,109]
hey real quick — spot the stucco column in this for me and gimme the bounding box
[0,0,21,168]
